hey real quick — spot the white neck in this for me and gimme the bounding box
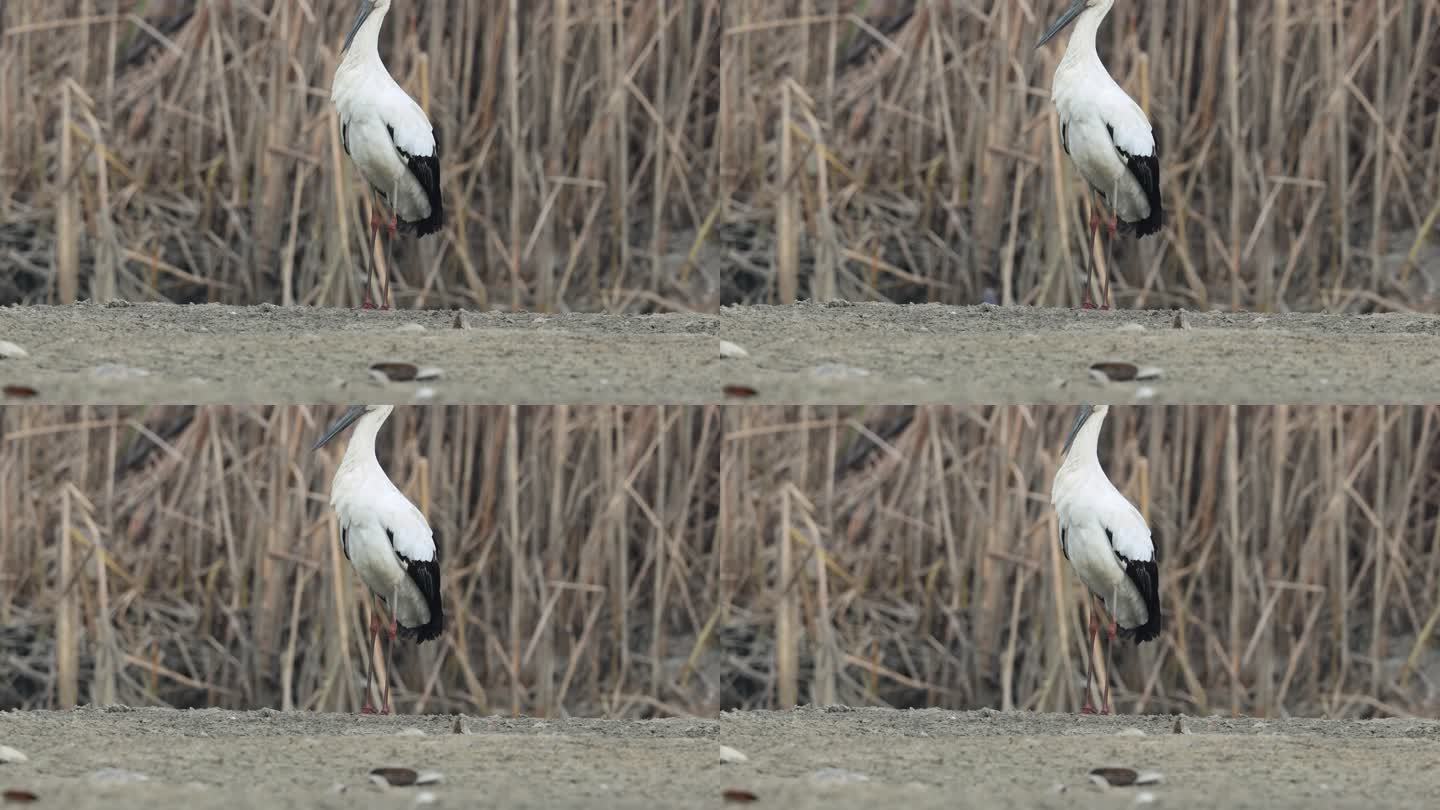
[1059,4,1109,71]
[1060,410,1107,477]
[339,5,389,73]
[337,409,389,478]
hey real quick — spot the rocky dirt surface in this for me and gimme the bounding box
[719,302,1440,403]
[0,707,721,809]
[716,706,1440,809]
[0,302,719,404]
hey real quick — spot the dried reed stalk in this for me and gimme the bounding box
[0,405,720,718]
[720,405,1440,718]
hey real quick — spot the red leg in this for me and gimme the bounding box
[360,604,380,713]
[1081,193,1100,310]
[361,203,382,310]
[1080,594,1099,714]
[1103,620,1118,715]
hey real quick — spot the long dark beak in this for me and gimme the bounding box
[313,405,367,450]
[1035,0,1087,49]
[340,0,375,53]
[1061,403,1095,456]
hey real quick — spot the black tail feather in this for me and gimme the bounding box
[1118,557,1162,644]
[398,556,444,643]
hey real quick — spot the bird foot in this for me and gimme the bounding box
[1080,704,1097,715]
[1108,622,1119,641]
[1081,298,1097,310]
[361,704,378,715]
[388,618,399,641]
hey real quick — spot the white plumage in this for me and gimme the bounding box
[314,404,443,715]
[1038,0,1162,238]
[1051,403,1160,714]
[331,0,443,309]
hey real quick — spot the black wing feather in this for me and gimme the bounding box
[383,124,444,238]
[1116,554,1162,644]
[386,528,445,644]
[1097,528,1162,644]
[1103,123,1163,238]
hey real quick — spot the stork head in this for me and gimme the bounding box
[1034,0,1112,49]
[1061,403,1109,456]
[312,404,394,450]
[341,0,392,53]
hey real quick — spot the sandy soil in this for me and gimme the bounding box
[0,707,721,809]
[718,706,1440,809]
[7,300,1440,403]
[0,303,718,404]
[720,302,1440,403]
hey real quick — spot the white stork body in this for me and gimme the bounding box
[1037,0,1162,309]
[331,0,443,308]
[1051,403,1160,714]
[314,404,443,714]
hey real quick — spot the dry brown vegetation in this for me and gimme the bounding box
[720,405,1440,718]
[0,404,721,717]
[4,2,1435,313]
[1,1,723,311]
[715,0,1440,310]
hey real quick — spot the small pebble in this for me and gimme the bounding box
[1115,323,1146,332]
[719,340,750,359]
[451,715,471,735]
[396,323,427,333]
[1136,771,1165,785]
[1134,791,1158,805]
[1117,727,1147,737]
[810,768,869,786]
[0,340,28,359]
[413,791,439,805]
[719,745,749,764]
[88,768,149,785]
[1172,715,1190,734]
[0,745,28,764]
[397,727,427,737]
[810,363,870,379]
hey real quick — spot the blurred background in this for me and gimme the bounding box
[719,405,1440,718]
[3,1,1434,312]
[0,404,721,717]
[1,1,723,312]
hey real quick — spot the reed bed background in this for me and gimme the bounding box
[0,404,721,717]
[715,0,1440,311]
[3,2,1435,313]
[0,1,724,312]
[719,405,1440,718]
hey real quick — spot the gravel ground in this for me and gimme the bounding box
[7,300,1440,403]
[0,707,721,809]
[718,301,1440,403]
[0,302,718,404]
[716,706,1440,809]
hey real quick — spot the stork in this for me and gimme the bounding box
[331,0,444,310]
[1050,403,1161,714]
[313,404,443,715]
[1036,0,1162,310]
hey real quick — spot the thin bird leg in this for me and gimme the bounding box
[360,599,381,714]
[1080,593,1100,714]
[381,621,395,716]
[361,192,381,311]
[382,604,400,714]
[1081,190,1099,310]
[1099,210,1115,311]
[1103,619,1118,715]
